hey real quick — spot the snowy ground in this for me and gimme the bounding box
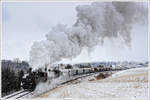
[36,67,148,99]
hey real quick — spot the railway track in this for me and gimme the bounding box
[15,91,33,99]
[3,90,32,99]
[60,72,94,85]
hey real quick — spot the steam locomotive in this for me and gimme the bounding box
[21,68,48,91]
[21,65,122,91]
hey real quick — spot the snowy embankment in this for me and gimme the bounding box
[37,67,148,99]
[24,72,94,98]
[109,67,148,82]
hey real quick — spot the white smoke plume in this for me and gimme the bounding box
[29,2,148,69]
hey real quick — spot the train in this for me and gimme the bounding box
[21,65,123,91]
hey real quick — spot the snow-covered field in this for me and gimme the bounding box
[36,67,148,99]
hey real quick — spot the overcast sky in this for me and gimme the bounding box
[2,2,148,63]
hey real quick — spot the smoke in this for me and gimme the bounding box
[33,73,73,97]
[29,2,147,69]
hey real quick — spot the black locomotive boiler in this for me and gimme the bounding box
[21,68,48,91]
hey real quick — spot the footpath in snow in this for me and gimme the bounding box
[36,67,148,99]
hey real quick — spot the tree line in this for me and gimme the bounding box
[1,60,29,97]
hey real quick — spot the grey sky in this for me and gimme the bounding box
[2,2,148,63]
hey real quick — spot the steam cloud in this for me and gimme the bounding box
[29,2,147,69]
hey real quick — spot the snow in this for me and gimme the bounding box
[41,82,147,98]
[111,67,148,77]
[25,73,95,98]
[36,67,148,98]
